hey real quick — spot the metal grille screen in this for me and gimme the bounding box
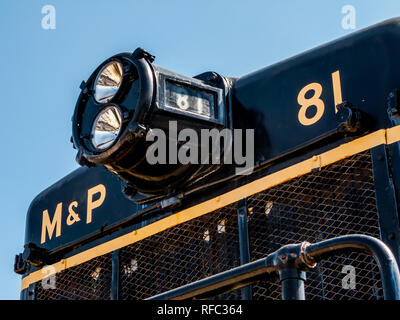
[35,254,112,300]
[247,150,382,300]
[34,150,382,300]
[119,204,241,300]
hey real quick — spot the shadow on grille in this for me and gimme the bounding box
[35,254,112,300]
[119,204,241,300]
[247,151,383,300]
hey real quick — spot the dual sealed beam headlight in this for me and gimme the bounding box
[94,61,124,104]
[91,105,122,150]
[72,48,230,197]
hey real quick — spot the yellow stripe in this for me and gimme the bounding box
[387,125,400,145]
[20,127,398,291]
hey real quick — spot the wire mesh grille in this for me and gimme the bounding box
[33,150,384,300]
[119,204,241,299]
[35,254,112,300]
[247,150,383,300]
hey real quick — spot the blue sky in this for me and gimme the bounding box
[1,0,400,300]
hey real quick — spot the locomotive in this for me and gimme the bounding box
[15,18,400,300]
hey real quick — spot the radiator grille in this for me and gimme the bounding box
[35,254,112,300]
[119,204,241,300]
[247,150,383,300]
[33,150,383,300]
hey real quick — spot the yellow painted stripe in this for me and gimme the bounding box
[21,127,398,290]
[387,125,400,145]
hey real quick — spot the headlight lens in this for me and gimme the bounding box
[91,105,122,150]
[94,61,123,103]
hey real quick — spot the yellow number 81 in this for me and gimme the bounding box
[297,70,343,126]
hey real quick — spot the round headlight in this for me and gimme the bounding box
[94,61,123,103]
[72,49,228,197]
[91,105,122,150]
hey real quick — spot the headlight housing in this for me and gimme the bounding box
[72,48,230,198]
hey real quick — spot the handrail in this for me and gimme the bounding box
[303,234,400,300]
[147,234,400,300]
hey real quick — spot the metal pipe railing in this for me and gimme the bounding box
[147,234,400,300]
[303,234,400,300]
[147,255,276,300]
